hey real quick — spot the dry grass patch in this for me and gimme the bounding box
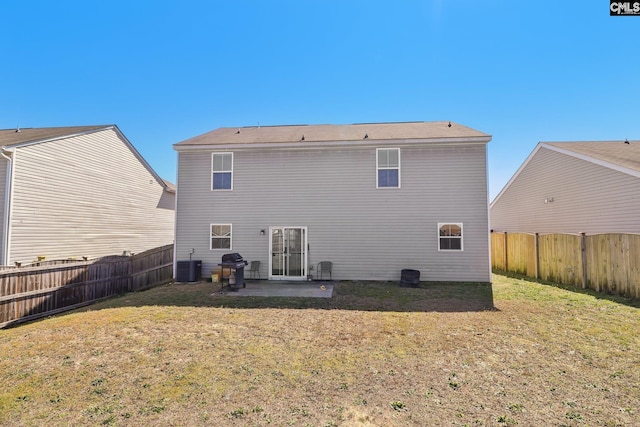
[0,276,638,426]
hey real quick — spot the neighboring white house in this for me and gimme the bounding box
[173,121,492,283]
[490,140,640,234]
[0,125,175,265]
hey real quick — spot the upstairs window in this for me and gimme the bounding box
[212,152,233,190]
[439,223,463,251]
[377,148,400,188]
[211,224,232,249]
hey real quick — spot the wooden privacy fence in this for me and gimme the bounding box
[0,244,173,328]
[491,232,640,299]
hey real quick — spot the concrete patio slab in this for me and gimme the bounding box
[212,280,334,298]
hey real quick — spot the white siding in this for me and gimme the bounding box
[8,129,174,263]
[490,147,640,234]
[176,144,490,282]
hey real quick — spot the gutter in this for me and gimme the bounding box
[0,148,15,266]
[173,136,492,152]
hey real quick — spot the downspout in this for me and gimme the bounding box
[1,148,15,266]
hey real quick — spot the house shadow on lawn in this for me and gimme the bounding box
[94,280,496,313]
[495,270,640,309]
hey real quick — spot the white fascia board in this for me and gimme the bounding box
[173,136,491,152]
[489,143,543,209]
[542,143,640,179]
[489,142,640,209]
[110,126,174,193]
[5,125,174,194]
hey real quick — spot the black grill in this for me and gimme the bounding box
[218,253,249,289]
[221,253,245,265]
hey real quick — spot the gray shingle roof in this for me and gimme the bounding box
[544,140,640,174]
[0,125,109,147]
[174,121,491,147]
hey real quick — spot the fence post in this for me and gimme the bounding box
[503,232,508,272]
[127,256,133,292]
[534,233,540,279]
[581,232,587,289]
[83,261,88,303]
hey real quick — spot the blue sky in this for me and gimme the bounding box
[1,1,638,199]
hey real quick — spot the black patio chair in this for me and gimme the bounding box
[316,261,332,280]
[247,260,261,279]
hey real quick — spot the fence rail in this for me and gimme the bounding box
[491,232,640,299]
[0,244,174,328]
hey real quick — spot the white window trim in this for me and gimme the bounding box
[210,223,232,250]
[211,152,234,191]
[438,223,464,251]
[376,148,401,189]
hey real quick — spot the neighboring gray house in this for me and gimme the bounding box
[173,121,492,282]
[0,125,175,265]
[491,140,640,234]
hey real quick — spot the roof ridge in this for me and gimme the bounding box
[0,124,110,131]
[233,121,452,129]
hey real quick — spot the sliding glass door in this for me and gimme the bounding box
[270,227,307,280]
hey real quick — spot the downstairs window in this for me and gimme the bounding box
[438,223,463,251]
[211,224,232,249]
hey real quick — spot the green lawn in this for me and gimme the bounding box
[0,275,638,426]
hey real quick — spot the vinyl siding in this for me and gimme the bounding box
[8,129,174,263]
[176,144,490,282]
[490,147,640,234]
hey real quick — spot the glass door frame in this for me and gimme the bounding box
[269,226,308,281]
